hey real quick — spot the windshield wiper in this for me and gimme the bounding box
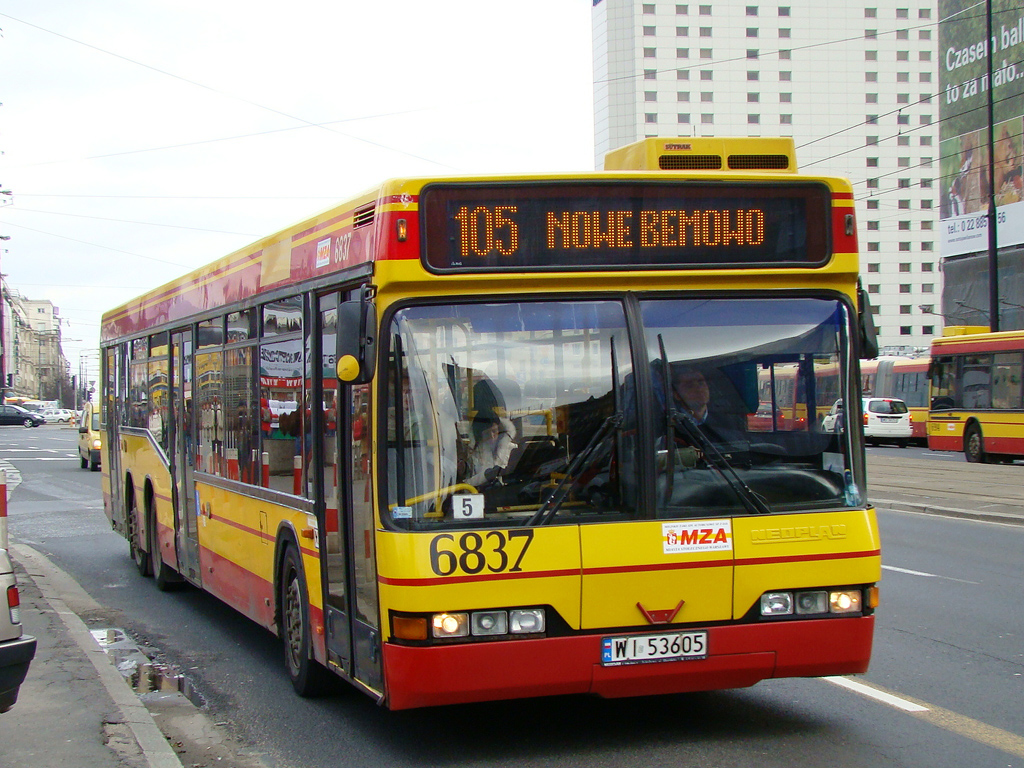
[668,411,772,515]
[527,338,623,527]
[656,336,770,516]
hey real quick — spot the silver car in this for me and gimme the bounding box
[0,548,36,713]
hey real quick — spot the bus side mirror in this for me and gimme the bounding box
[337,291,377,384]
[857,281,879,359]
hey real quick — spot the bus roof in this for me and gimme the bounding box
[101,158,857,344]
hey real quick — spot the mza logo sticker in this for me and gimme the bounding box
[662,520,732,554]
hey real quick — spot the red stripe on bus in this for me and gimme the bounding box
[379,549,879,587]
[735,548,880,567]
[105,251,262,323]
[933,338,1024,354]
[379,567,580,587]
[583,559,733,576]
[204,510,318,558]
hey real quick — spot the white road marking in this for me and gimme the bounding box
[823,675,928,712]
[824,676,1024,758]
[882,564,979,584]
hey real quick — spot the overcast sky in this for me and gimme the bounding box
[0,1,595,383]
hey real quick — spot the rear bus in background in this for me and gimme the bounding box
[860,356,930,442]
[99,137,881,709]
[929,327,1024,463]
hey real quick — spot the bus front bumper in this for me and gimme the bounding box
[381,615,874,710]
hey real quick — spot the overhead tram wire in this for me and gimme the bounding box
[0,222,191,268]
[8,207,260,237]
[0,11,461,172]
[800,80,1024,174]
[8,105,455,171]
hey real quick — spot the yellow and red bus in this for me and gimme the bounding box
[100,136,881,709]
[928,326,1024,462]
[860,356,930,441]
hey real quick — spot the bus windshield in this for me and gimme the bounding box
[383,296,857,530]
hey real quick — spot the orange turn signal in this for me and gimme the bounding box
[393,616,428,641]
[867,585,880,609]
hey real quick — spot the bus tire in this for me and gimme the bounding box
[964,424,986,464]
[279,545,330,697]
[129,488,153,578]
[147,494,182,591]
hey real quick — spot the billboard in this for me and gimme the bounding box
[940,1,1024,256]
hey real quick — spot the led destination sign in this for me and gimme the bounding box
[422,182,831,272]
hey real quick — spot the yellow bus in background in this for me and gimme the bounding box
[100,137,881,709]
[929,326,1024,463]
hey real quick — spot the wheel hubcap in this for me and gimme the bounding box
[284,576,303,672]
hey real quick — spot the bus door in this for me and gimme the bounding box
[105,346,126,533]
[171,329,201,583]
[318,291,382,691]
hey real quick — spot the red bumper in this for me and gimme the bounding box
[382,616,874,710]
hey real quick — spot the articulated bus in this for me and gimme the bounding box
[860,356,930,441]
[100,137,881,710]
[928,327,1024,463]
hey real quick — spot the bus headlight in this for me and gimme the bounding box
[795,590,829,615]
[471,611,508,636]
[509,609,545,633]
[829,590,862,614]
[760,588,868,617]
[760,592,793,616]
[431,612,469,638]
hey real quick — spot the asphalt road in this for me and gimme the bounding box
[3,425,1023,767]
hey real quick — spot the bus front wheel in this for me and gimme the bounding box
[964,424,986,464]
[279,546,331,697]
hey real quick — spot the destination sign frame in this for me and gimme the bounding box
[420,181,832,272]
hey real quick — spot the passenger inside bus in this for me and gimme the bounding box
[463,377,517,489]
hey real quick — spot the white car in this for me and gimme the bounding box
[41,409,76,424]
[821,400,845,433]
[1,548,36,712]
[862,397,912,446]
[822,398,912,447]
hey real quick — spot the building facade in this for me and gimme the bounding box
[592,0,941,352]
[0,288,72,405]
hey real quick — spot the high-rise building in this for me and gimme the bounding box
[593,1,940,352]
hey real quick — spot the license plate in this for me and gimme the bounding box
[880,416,898,422]
[601,631,708,666]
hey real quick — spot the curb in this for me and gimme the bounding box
[12,543,185,768]
[871,497,1024,527]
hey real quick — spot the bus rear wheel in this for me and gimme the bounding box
[964,424,986,464]
[279,546,330,697]
[129,492,153,578]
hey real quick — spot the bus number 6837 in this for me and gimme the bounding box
[429,530,534,576]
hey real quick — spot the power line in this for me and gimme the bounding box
[0,221,190,267]
[9,207,259,236]
[0,11,460,171]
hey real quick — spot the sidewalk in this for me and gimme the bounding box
[0,543,184,768]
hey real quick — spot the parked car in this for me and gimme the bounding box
[0,405,45,428]
[78,401,102,471]
[1,548,36,713]
[41,408,76,424]
[822,397,912,446]
[821,400,845,433]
